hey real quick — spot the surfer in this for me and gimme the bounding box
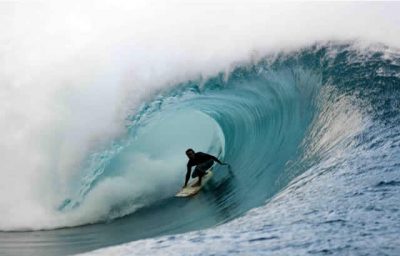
[183,148,227,187]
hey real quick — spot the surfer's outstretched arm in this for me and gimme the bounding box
[212,156,230,166]
[209,155,223,164]
[208,154,230,166]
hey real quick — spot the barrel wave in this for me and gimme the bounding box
[1,42,400,256]
[58,47,321,227]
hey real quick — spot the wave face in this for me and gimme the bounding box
[55,45,321,228]
[58,41,400,232]
[1,41,400,256]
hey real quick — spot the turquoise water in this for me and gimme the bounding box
[1,42,400,256]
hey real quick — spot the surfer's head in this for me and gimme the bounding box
[185,148,195,159]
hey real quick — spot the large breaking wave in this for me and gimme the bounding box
[2,2,400,256]
[2,41,399,235]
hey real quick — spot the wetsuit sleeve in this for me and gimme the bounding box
[203,153,222,164]
[211,155,223,164]
[185,163,192,186]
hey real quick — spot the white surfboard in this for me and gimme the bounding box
[175,170,213,197]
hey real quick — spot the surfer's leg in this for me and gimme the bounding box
[197,160,213,175]
[192,167,203,187]
[192,160,213,187]
[192,175,203,187]
[197,175,203,186]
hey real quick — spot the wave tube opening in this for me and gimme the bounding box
[65,65,320,233]
[57,105,225,224]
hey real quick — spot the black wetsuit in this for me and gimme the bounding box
[185,152,222,186]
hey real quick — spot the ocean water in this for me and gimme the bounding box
[1,2,400,256]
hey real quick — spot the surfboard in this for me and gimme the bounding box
[175,170,213,197]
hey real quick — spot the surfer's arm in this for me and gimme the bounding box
[210,155,223,165]
[211,155,230,166]
[184,164,192,187]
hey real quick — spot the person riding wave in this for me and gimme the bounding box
[183,148,228,187]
